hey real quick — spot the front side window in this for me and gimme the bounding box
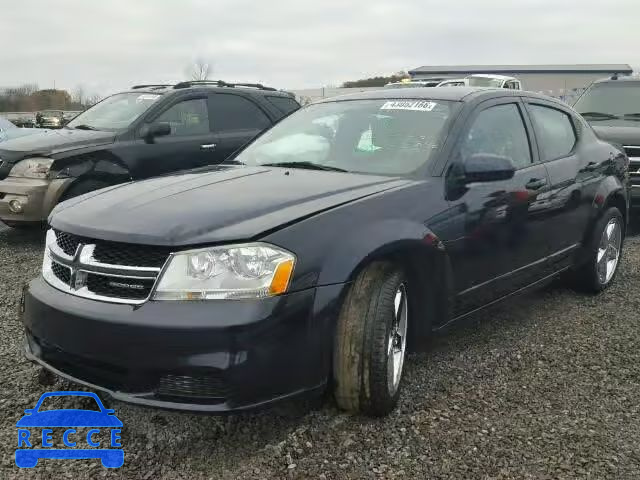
[154,98,210,136]
[211,94,271,131]
[67,92,161,131]
[528,104,576,161]
[235,99,457,176]
[461,103,532,169]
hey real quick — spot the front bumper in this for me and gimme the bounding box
[0,177,70,223]
[22,277,344,412]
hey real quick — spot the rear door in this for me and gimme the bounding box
[128,94,218,178]
[209,93,273,161]
[523,99,595,269]
[444,98,554,314]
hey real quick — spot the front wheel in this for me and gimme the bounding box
[573,207,624,293]
[333,262,409,416]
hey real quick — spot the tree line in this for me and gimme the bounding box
[0,84,101,112]
[341,71,410,88]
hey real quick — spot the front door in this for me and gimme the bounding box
[128,95,219,179]
[444,99,553,315]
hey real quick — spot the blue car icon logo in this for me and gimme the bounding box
[16,391,123,468]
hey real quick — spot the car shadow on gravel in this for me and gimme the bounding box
[0,225,45,248]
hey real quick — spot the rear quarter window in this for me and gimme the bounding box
[266,96,301,116]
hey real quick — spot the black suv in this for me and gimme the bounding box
[23,88,627,416]
[573,75,640,208]
[0,80,299,226]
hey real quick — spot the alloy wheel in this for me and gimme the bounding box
[596,218,622,285]
[387,283,408,395]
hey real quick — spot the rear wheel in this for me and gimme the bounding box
[573,207,623,293]
[333,262,408,416]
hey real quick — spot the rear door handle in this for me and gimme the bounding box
[200,143,217,150]
[525,178,547,190]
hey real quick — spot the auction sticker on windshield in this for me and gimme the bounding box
[380,100,437,112]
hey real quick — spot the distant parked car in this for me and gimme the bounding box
[36,110,64,129]
[0,117,43,143]
[573,74,640,209]
[466,74,522,90]
[436,78,468,87]
[0,80,300,227]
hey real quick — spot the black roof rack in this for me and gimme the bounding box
[173,80,277,91]
[131,84,173,90]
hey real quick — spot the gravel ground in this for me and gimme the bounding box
[1,225,639,479]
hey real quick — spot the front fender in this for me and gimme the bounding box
[316,218,433,285]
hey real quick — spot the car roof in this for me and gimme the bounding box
[592,75,640,85]
[315,86,555,104]
[121,81,295,98]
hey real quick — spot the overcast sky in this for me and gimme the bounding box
[1,0,638,96]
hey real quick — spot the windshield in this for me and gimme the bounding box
[467,77,504,88]
[67,92,161,131]
[574,82,640,116]
[235,99,456,176]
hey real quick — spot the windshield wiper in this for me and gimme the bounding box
[579,111,620,120]
[73,124,97,130]
[261,161,348,172]
[623,113,640,120]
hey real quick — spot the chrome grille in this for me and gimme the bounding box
[624,147,640,186]
[43,229,171,304]
[54,230,83,257]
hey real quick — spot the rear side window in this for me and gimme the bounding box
[211,94,271,131]
[266,96,300,115]
[528,104,576,161]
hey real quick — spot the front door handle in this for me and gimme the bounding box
[525,178,547,190]
[200,143,217,150]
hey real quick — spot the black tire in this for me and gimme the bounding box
[333,261,409,416]
[573,207,624,293]
[59,180,111,202]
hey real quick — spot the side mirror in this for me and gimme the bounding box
[140,122,171,143]
[461,153,516,183]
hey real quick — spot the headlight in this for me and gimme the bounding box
[153,243,296,300]
[9,157,53,179]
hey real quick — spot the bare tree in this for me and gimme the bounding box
[185,58,213,81]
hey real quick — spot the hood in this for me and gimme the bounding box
[0,128,46,143]
[0,128,115,164]
[50,166,413,245]
[591,124,640,147]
